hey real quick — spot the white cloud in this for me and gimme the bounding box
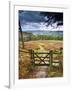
[44,16,48,21]
[21,22,63,31]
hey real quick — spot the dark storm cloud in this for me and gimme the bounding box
[19,10,45,23]
[19,10,63,31]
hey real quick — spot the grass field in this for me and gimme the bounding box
[20,40,63,50]
[19,40,63,79]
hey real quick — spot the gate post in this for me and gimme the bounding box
[50,50,53,70]
[29,49,35,66]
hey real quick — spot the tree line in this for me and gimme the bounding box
[19,34,63,41]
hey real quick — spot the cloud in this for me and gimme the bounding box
[19,11,63,31]
[19,11,45,23]
[21,22,63,31]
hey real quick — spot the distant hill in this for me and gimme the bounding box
[19,31,32,41]
[19,30,63,41]
[23,30,63,37]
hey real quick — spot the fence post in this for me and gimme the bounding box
[50,50,53,70]
[29,49,32,59]
[32,50,35,66]
[59,60,63,73]
[29,49,35,66]
[60,47,63,54]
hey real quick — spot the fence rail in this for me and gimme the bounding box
[19,48,63,68]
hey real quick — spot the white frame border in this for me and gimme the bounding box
[9,1,71,89]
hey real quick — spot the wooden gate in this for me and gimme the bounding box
[29,49,53,66]
[29,49,63,69]
[20,48,63,69]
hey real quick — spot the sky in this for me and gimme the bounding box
[19,10,63,32]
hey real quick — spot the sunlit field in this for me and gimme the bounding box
[19,40,63,79]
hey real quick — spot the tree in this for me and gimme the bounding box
[19,20,24,49]
[40,12,63,28]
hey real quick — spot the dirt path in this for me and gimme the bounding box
[34,66,48,78]
[38,43,45,51]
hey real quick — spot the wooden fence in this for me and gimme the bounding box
[19,48,63,69]
[29,49,63,68]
